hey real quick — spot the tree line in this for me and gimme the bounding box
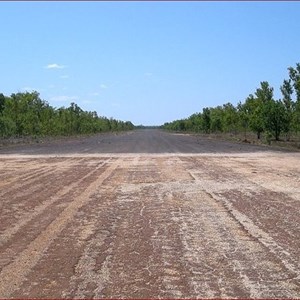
[0,91,134,138]
[162,63,300,142]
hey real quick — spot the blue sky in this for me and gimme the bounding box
[1,1,300,126]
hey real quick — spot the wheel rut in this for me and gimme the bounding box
[0,151,299,298]
[0,158,119,297]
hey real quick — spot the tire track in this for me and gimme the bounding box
[0,159,110,249]
[100,157,192,298]
[0,157,87,203]
[0,158,94,232]
[0,165,54,199]
[0,150,299,298]
[180,157,300,297]
[64,156,141,298]
[64,189,119,298]
[0,157,120,298]
[188,157,300,280]
[155,201,191,298]
[12,184,118,298]
[163,183,299,298]
[214,192,300,280]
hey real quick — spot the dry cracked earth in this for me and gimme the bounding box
[0,130,299,298]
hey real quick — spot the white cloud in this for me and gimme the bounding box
[60,75,69,79]
[45,63,66,69]
[144,72,153,77]
[100,84,108,89]
[50,95,78,103]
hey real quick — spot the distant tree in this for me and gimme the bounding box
[210,106,224,133]
[0,116,16,137]
[162,62,300,143]
[237,100,250,140]
[263,99,287,141]
[280,79,294,139]
[288,63,300,133]
[0,91,134,138]
[253,81,287,140]
[243,94,264,139]
[281,79,293,105]
[187,113,202,132]
[249,82,274,139]
[222,102,239,134]
[255,81,274,103]
[0,93,5,115]
[292,101,300,134]
[288,63,300,102]
[202,107,211,133]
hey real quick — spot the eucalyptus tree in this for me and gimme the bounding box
[288,63,300,102]
[280,79,294,139]
[262,99,287,141]
[222,102,239,134]
[0,93,5,115]
[288,63,300,133]
[202,107,211,133]
[244,93,264,139]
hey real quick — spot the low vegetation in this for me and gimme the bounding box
[162,63,300,147]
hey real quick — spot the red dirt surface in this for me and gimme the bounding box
[0,130,299,298]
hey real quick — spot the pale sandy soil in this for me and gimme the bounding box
[0,130,299,298]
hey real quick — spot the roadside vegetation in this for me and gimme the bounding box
[162,63,300,148]
[0,92,134,140]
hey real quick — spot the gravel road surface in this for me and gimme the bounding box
[0,129,277,155]
[0,130,299,298]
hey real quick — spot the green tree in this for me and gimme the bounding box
[255,81,274,103]
[0,116,16,137]
[4,91,46,136]
[288,63,300,102]
[202,107,211,133]
[187,113,202,132]
[0,93,5,115]
[0,91,134,138]
[222,102,239,134]
[237,100,250,140]
[292,101,300,133]
[254,81,287,141]
[280,79,294,139]
[243,94,264,139]
[210,106,224,133]
[250,82,274,139]
[263,99,287,141]
[288,63,300,133]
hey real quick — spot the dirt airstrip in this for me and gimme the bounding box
[0,130,299,298]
